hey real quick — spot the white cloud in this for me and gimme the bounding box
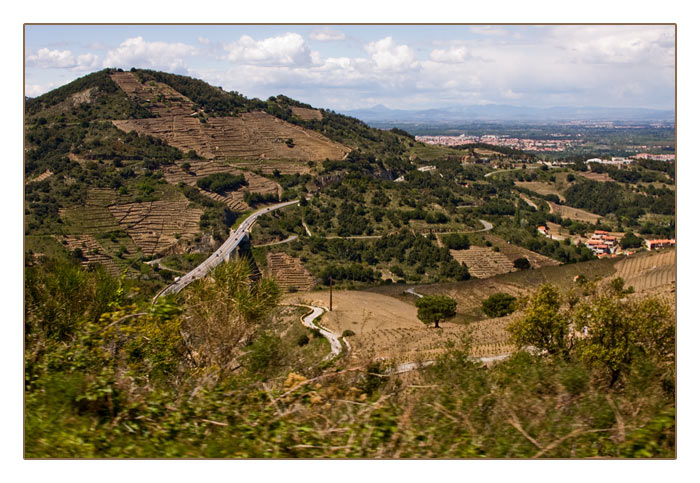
[25,26,674,111]
[551,25,675,66]
[429,46,471,63]
[25,81,62,97]
[364,37,416,71]
[223,33,310,65]
[309,27,345,42]
[26,48,99,70]
[102,37,198,72]
[470,26,508,36]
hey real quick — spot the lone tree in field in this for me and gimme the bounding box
[415,295,457,328]
[513,257,531,270]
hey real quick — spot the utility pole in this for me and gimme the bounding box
[329,275,333,312]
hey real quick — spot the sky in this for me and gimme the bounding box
[25,24,675,113]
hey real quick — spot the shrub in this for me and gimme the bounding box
[296,334,310,347]
[244,332,285,376]
[342,330,355,337]
[482,293,517,318]
[513,257,531,270]
[442,233,471,250]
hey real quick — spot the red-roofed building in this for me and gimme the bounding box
[585,231,619,255]
[645,239,676,250]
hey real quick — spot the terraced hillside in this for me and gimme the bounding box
[611,248,676,293]
[59,189,121,235]
[55,234,122,276]
[450,246,517,279]
[228,160,312,175]
[266,252,316,292]
[484,234,561,269]
[162,160,281,212]
[110,71,196,117]
[113,111,350,161]
[110,72,349,162]
[108,198,203,256]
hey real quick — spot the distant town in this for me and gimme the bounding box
[416,134,676,160]
[415,134,581,152]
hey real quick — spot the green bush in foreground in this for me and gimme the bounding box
[24,257,675,458]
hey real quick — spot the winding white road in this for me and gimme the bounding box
[297,304,347,360]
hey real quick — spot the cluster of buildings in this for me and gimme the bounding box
[632,153,676,162]
[645,239,676,250]
[583,231,675,256]
[585,157,632,166]
[585,230,620,256]
[417,165,436,172]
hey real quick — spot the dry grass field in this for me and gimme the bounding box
[290,106,322,121]
[280,251,640,367]
[474,148,502,156]
[579,171,614,183]
[265,252,316,292]
[547,202,602,224]
[162,160,281,212]
[544,222,588,244]
[515,181,567,201]
[108,198,202,256]
[285,290,517,365]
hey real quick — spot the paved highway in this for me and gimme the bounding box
[155,200,299,300]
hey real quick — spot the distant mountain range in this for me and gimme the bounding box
[342,104,675,123]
